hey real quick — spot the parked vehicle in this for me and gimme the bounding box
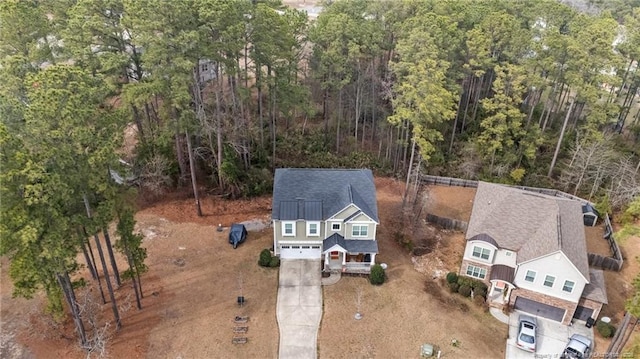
[516,314,538,353]
[561,334,593,359]
[228,223,248,249]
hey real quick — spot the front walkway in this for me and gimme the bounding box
[276,259,323,359]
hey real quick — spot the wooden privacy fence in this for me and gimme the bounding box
[425,213,468,231]
[420,175,624,271]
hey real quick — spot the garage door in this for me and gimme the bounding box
[573,306,594,321]
[279,245,322,259]
[514,297,565,322]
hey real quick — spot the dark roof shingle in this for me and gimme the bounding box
[466,182,589,281]
[272,168,378,222]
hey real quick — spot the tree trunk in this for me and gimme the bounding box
[125,251,142,310]
[323,85,329,146]
[336,88,343,153]
[402,137,417,208]
[80,232,97,280]
[57,272,88,348]
[94,232,121,330]
[548,100,574,177]
[84,231,106,304]
[215,70,224,188]
[185,129,202,217]
[173,112,187,184]
[102,228,121,287]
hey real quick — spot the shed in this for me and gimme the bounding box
[582,204,599,227]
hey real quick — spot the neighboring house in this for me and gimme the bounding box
[459,182,608,325]
[271,168,379,273]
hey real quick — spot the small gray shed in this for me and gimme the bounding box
[582,204,599,227]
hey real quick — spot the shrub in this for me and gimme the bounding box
[370,264,386,285]
[474,287,487,299]
[457,276,474,288]
[446,272,458,284]
[449,282,460,293]
[258,249,272,267]
[269,256,280,268]
[596,320,616,338]
[458,285,472,297]
[473,294,485,306]
[473,281,488,293]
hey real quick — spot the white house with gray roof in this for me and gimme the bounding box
[459,182,607,325]
[271,168,379,273]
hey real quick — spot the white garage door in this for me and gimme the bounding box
[280,245,322,259]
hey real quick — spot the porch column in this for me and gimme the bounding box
[370,253,377,266]
[341,251,346,266]
[324,254,329,268]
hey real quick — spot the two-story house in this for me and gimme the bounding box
[459,182,608,325]
[271,168,379,273]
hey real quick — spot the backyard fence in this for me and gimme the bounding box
[420,175,624,271]
[425,213,468,231]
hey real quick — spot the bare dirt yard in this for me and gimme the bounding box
[1,178,639,358]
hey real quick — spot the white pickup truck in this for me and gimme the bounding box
[561,334,593,359]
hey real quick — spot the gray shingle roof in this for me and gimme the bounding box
[582,269,608,304]
[466,182,589,281]
[322,233,378,253]
[272,168,378,222]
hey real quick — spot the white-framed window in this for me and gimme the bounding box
[352,224,368,237]
[525,270,536,282]
[562,280,575,293]
[544,275,555,288]
[505,251,512,256]
[472,246,491,260]
[466,265,486,279]
[282,221,295,236]
[306,221,320,236]
[331,223,341,231]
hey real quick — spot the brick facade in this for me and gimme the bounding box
[508,287,578,325]
[577,297,604,320]
[459,259,492,286]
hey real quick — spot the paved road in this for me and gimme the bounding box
[277,259,322,359]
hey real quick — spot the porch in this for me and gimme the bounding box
[324,259,374,274]
[322,233,378,275]
[488,265,516,309]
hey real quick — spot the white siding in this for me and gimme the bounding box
[493,249,517,267]
[515,253,586,303]
[462,240,497,264]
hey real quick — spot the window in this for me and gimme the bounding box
[282,221,295,236]
[306,221,320,236]
[544,275,555,288]
[352,225,368,237]
[472,246,491,260]
[330,251,339,259]
[331,223,341,231]
[505,251,512,256]
[524,270,536,282]
[562,280,575,293]
[466,265,486,279]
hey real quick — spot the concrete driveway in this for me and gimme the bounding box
[277,259,322,359]
[505,311,594,359]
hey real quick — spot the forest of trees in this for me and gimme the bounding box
[1,0,639,351]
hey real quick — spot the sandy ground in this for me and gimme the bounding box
[1,178,639,358]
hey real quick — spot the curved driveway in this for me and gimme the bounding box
[276,259,323,359]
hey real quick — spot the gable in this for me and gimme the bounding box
[345,212,376,223]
